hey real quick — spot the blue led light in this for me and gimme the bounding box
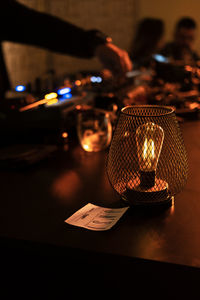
[96,76,102,83]
[153,54,169,63]
[90,76,97,83]
[57,87,71,95]
[15,85,26,92]
[65,93,72,99]
[59,93,72,101]
[90,76,102,83]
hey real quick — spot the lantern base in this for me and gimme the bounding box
[122,178,172,208]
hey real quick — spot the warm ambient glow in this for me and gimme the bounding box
[136,122,164,172]
[51,171,81,203]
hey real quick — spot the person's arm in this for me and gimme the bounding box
[1,1,132,76]
[0,0,106,58]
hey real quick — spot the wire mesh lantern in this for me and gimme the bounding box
[107,105,188,207]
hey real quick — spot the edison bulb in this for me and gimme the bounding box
[136,122,164,172]
[135,122,164,188]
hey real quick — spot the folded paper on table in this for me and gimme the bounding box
[65,203,129,231]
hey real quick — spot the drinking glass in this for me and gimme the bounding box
[77,109,112,152]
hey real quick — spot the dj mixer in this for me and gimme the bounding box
[1,61,200,147]
[0,71,119,146]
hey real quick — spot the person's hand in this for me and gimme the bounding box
[95,43,132,78]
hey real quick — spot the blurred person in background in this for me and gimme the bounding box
[129,18,165,69]
[161,17,199,65]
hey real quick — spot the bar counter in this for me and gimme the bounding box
[1,120,200,297]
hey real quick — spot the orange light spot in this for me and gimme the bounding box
[62,132,68,138]
[185,65,193,72]
[83,144,90,151]
[75,80,81,86]
[106,37,112,43]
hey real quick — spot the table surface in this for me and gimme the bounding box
[0,120,200,271]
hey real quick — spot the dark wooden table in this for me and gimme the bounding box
[1,120,200,298]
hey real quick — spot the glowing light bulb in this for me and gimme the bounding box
[136,122,164,172]
[142,137,155,170]
[135,122,164,188]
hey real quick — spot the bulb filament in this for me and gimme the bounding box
[143,138,155,169]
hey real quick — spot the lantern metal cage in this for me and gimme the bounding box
[107,105,188,207]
